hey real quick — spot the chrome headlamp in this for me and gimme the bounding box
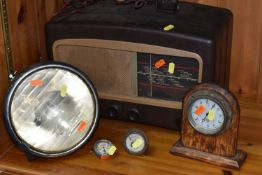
[4,62,99,157]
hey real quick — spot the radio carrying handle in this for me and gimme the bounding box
[156,0,179,13]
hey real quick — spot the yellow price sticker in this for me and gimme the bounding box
[208,109,216,121]
[168,62,175,74]
[60,84,67,97]
[132,139,143,149]
[163,24,175,31]
[107,146,117,156]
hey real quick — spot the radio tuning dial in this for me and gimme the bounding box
[107,105,119,118]
[128,109,140,122]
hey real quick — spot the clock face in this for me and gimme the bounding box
[125,133,147,154]
[93,139,114,157]
[188,98,225,135]
[123,129,149,155]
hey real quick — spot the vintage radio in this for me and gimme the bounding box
[45,0,233,130]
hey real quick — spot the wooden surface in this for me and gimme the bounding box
[0,1,262,174]
[0,8,13,156]
[0,94,261,175]
[182,0,262,96]
[5,0,63,72]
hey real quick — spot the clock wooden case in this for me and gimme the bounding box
[170,83,247,169]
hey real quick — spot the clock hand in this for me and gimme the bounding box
[202,112,209,122]
[202,104,216,122]
[103,147,107,154]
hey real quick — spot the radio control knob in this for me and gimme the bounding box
[127,109,140,121]
[107,105,119,118]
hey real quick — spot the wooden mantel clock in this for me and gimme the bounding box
[170,83,247,169]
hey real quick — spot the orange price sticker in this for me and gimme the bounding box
[194,105,205,116]
[77,121,87,132]
[30,80,43,87]
[155,59,166,69]
[100,155,110,160]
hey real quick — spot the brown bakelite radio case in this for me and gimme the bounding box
[45,1,233,130]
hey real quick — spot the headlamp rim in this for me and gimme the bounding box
[3,61,99,158]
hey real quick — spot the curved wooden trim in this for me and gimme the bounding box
[53,39,203,83]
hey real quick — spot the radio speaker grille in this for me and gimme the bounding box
[54,45,138,97]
